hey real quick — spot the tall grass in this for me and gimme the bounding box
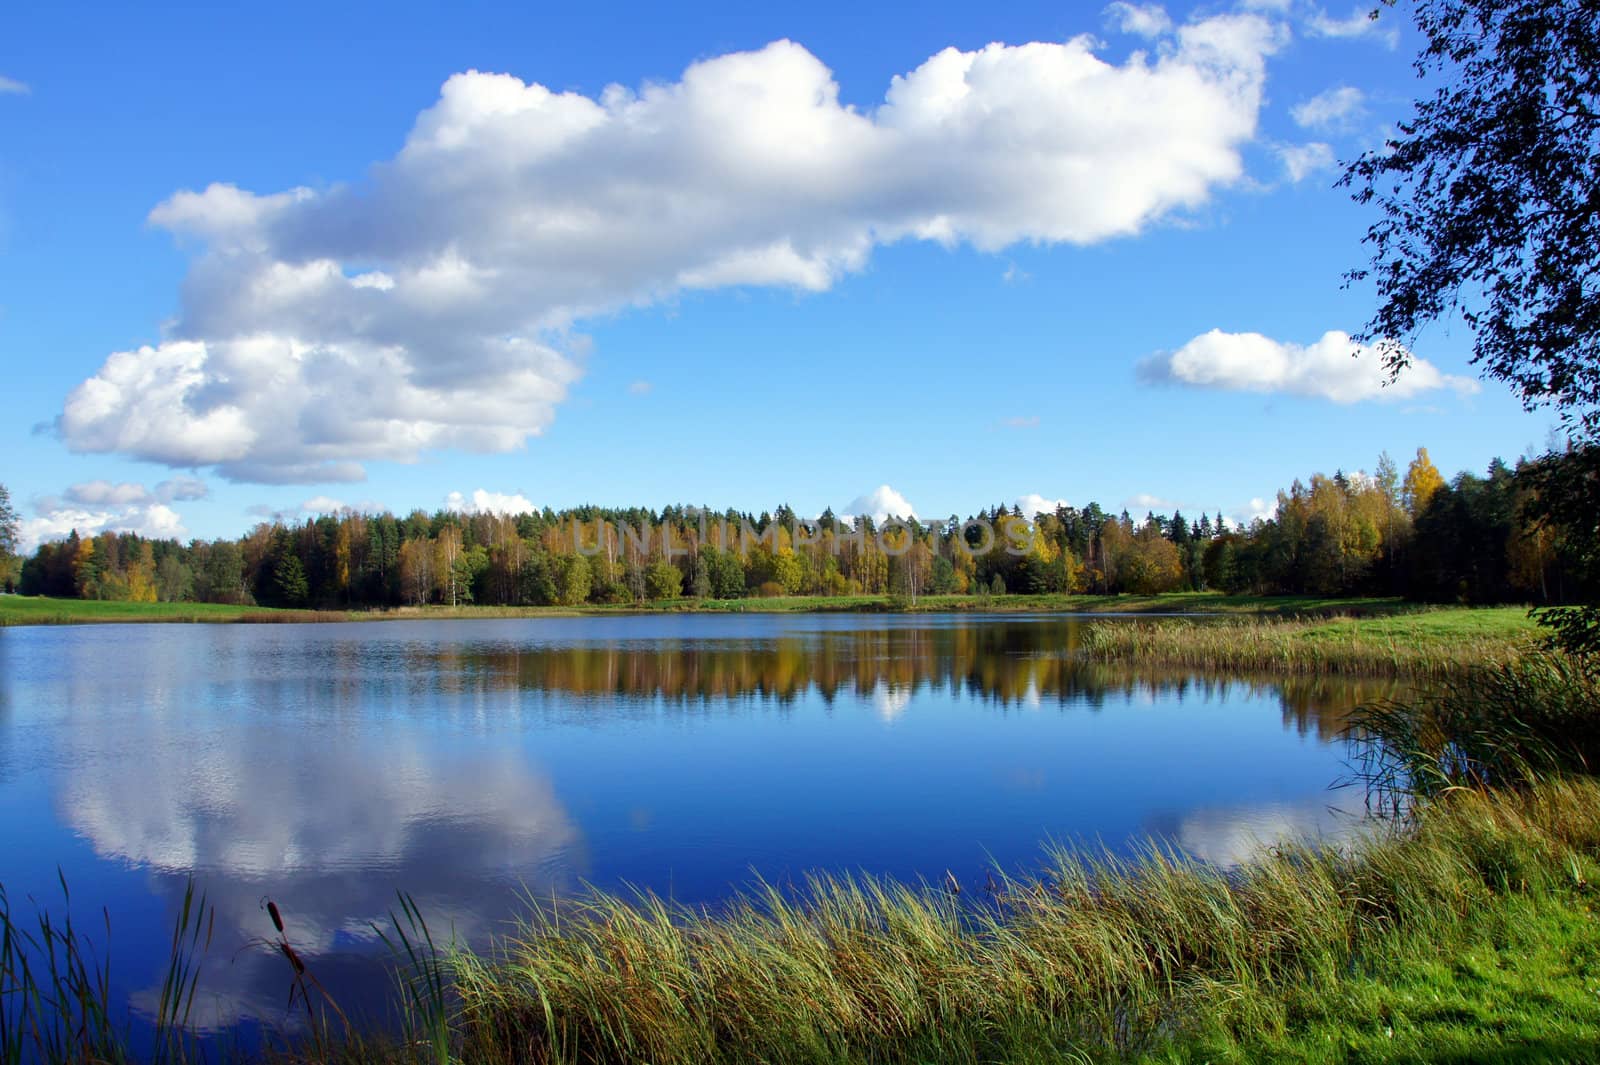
[0,875,212,1065]
[1080,611,1536,678]
[373,893,452,1065]
[436,776,1600,1065]
[1347,649,1600,813]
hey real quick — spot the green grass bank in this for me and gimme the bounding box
[1079,607,1541,679]
[0,596,332,625]
[2,594,1536,680]
[0,591,1411,627]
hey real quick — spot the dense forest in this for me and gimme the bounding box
[4,446,1595,609]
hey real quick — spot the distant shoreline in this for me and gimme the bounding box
[1,593,1539,681]
[0,592,1422,627]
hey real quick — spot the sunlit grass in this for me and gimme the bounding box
[680,591,1410,615]
[1080,607,1539,678]
[0,591,1412,627]
[0,597,330,625]
[427,777,1600,1064]
[1143,887,1600,1064]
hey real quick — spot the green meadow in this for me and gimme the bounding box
[0,596,324,625]
[0,590,1413,625]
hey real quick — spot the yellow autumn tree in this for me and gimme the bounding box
[1402,447,1446,518]
[73,538,99,598]
[126,542,158,603]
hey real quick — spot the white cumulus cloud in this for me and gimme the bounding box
[1277,141,1336,182]
[1307,6,1400,47]
[58,16,1282,484]
[62,481,155,507]
[1124,492,1179,514]
[20,499,188,552]
[1228,497,1277,528]
[18,477,208,550]
[0,75,29,95]
[446,488,537,516]
[1015,494,1069,518]
[62,476,208,507]
[845,485,917,524]
[1104,2,1172,37]
[1141,328,1480,404]
[245,494,386,522]
[300,495,350,514]
[1291,86,1365,130]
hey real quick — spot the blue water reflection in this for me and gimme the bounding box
[0,614,1384,1039]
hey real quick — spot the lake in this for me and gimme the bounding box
[0,614,1387,1041]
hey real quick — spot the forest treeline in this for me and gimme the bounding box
[7,447,1596,609]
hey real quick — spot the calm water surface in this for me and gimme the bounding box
[0,614,1387,1038]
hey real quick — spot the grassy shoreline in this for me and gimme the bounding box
[439,778,1600,1065]
[0,591,1415,628]
[2,594,1537,680]
[0,597,343,625]
[8,777,1598,1064]
[1079,607,1540,679]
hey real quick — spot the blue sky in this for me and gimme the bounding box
[0,0,1557,546]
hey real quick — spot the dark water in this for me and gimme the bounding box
[0,614,1387,1039]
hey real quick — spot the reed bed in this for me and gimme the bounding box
[1078,610,1538,678]
[1348,649,1600,810]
